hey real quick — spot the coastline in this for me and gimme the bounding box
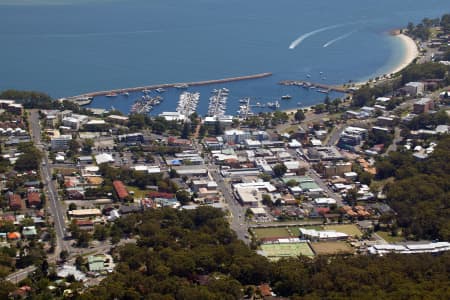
[386,33,419,76]
[280,33,419,115]
[349,32,419,88]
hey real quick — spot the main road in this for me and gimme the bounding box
[29,110,69,258]
[209,167,249,244]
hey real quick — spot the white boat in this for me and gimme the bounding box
[121,92,129,96]
[174,83,189,89]
[156,88,166,93]
[267,100,280,109]
[281,94,292,100]
[105,92,117,97]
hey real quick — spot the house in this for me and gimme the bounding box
[75,220,95,231]
[88,255,105,272]
[22,226,37,238]
[27,192,41,208]
[9,193,23,210]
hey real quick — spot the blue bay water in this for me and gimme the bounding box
[0,0,449,115]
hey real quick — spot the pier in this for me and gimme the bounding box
[62,72,272,101]
[279,80,353,94]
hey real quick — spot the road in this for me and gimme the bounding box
[5,265,37,284]
[326,125,345,146]
[29,110,69,258]
[209,168,249,244]
[306,169,344,207]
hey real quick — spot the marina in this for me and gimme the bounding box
[177,91,200,118]
[279,80,352,94]
[130,95,163,114]
[267,100,280,110]
[61,72,272,102]
[208,88,229,117]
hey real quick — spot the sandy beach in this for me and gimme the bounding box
[387,33,420,75]
[282,33,420,113]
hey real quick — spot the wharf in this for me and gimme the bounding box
[279,80,353,94]
[63,72,272,101]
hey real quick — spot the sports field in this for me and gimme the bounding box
[253,227,291,239]
[311,242,354,255]
[324,224,362,238]
[260,242,315,260]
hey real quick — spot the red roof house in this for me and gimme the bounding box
[9,194,23,210]
[27,192,41,207]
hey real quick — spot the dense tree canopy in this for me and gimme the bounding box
[377,136,450,240]
[70,207,450,300]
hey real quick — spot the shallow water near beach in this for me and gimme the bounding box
[0,0,449,114]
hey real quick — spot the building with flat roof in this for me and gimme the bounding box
[413,98,434,114]
[68,208,102,219]
[368,242,450,255]
[51,135,72,151]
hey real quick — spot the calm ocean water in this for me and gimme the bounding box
[0,0,449,115]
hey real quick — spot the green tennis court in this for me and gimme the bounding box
[260,242,315,260]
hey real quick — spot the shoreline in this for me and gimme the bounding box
[385,33,419,76]
[280,32,419,114]
[352,32,419,87]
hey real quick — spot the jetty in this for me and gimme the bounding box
[279,80,353,94]
[208,88,228,117]
[61,72,272,102]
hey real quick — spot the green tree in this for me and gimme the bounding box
[294,109,305,122]
[176,190,191,205]
[273,163,287,178]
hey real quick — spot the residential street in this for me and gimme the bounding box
[29,110,69,258]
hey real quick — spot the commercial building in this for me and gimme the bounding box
[233,182,276,207]
[68,208,102,219]
[413,98,434,114]
[51,135,72,151]
[403,82,425,96]
[324,162,352,178]
[117,133,144,145]
[368,242,450,255]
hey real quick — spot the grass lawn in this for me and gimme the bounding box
[126,186,149,199]
[311,242,354,255]
[324,224,362,238]
[260,242,315,260]
[375,231,405,243]
[253,227,290,239]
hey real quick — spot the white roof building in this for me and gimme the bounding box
[299,228,348,240]
[314,198,337,206]
[368,242,450,255]
[288,139,302,148]
[95,153,114,165]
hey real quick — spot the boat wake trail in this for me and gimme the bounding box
[323,30,357,48]
[289,23,346,50]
